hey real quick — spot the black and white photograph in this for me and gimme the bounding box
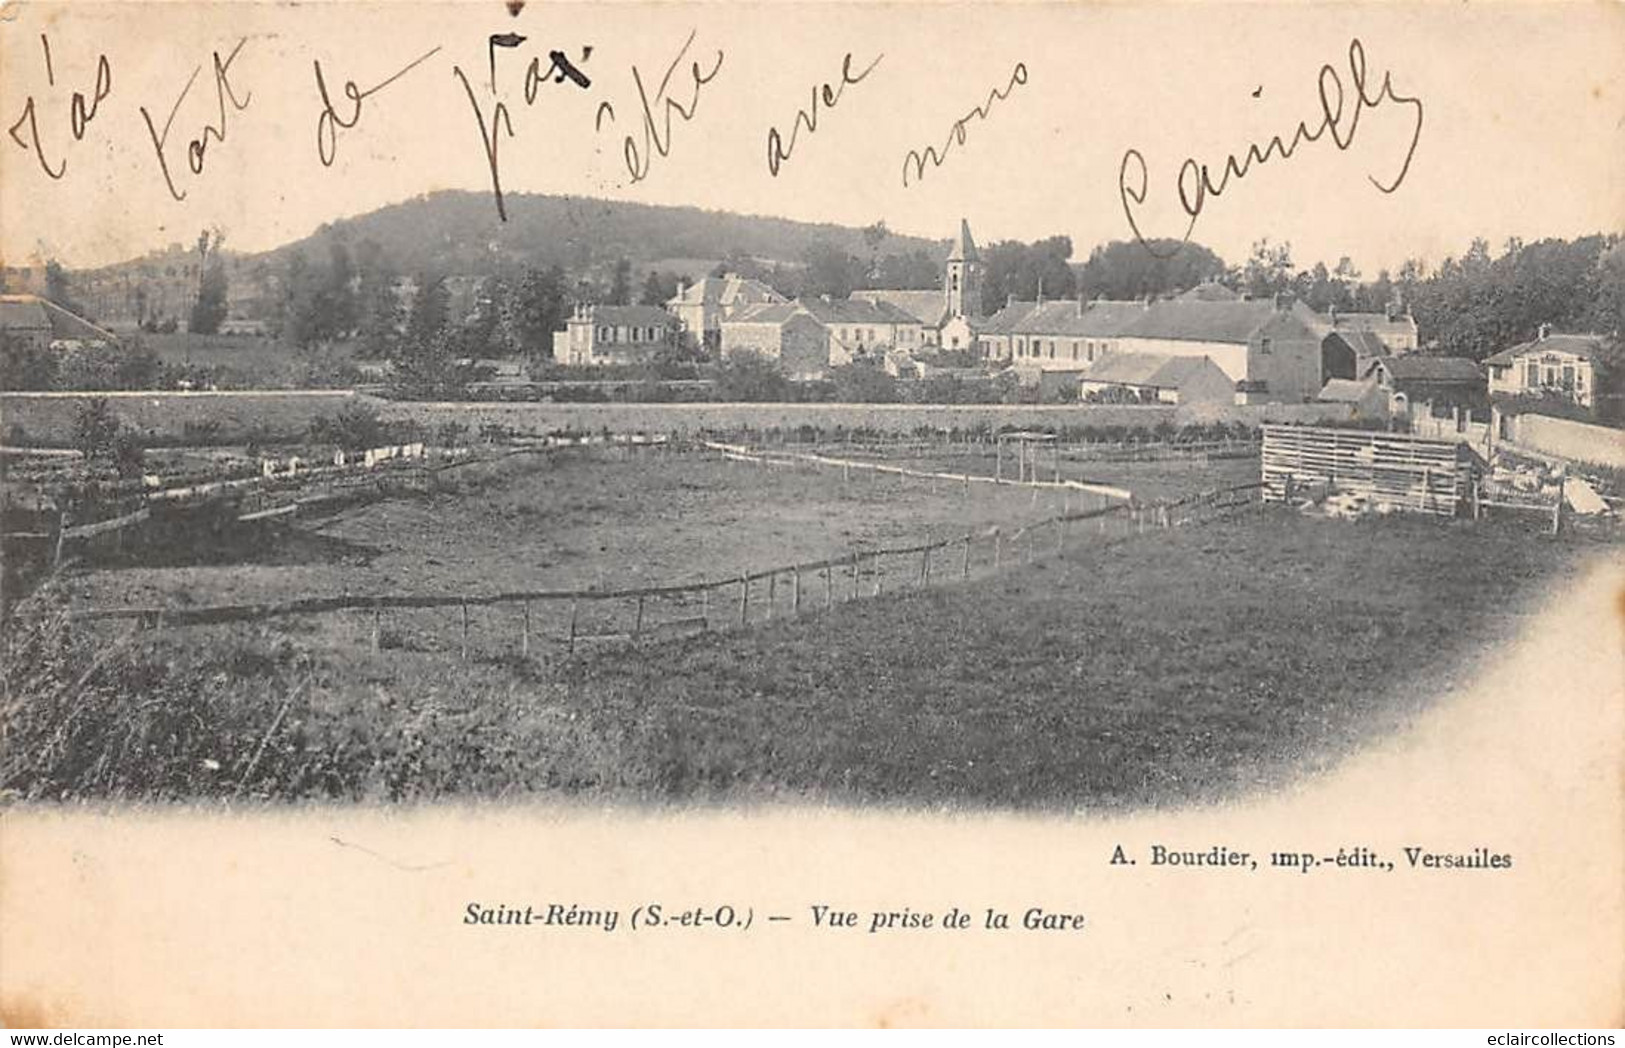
[0,0,1620,1030]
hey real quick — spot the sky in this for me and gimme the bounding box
[2,0,1622,277]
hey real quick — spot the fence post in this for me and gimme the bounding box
[634,595,645,640]
[701,587,711,630]
[1057,515,1065,555]
[767,571,776,620]
[994,530,1003,570]
[521,600,531,657]
[920,547,930,585]
[739,575,749,626]
[568,599,579,655]
[961,535,971,579]
[792,566,802,614]
[1552,475,1564,536]
[460,601,470,661]
[371,601,381,652]
[824,563,833,610]
[851,554,860,601]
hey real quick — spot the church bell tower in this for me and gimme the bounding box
[943,218,982,319]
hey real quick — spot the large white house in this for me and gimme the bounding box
[1483,327,1606,408]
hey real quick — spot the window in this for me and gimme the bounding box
[1259,337,1272,354]
[1047,342,1055,359]
[1562,365,1575,389]
[1527,362,1540,387]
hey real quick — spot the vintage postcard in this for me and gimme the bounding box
[1,0,1621,1029]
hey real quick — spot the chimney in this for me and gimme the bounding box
[1328,305,1338,324]
[1274,291,1296,311]
[1384,301,1398,321]
[1007,292,1015,308]
[1538,323,1551,341]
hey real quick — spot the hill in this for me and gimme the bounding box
[246,192,944,278]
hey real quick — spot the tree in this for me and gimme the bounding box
[829,362,898,403]
[980,237,1078,312]
[608,258,632,305]
[1241,238,1295,299]
[639,270,679,307]
[509,265,568,360]
[0,333,58,391]
[800,240,866,299]
[1075,239,1227,302]
[188,229,229,334]
[714,351,790,401]
[44,260,87,318]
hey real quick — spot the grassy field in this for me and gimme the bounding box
[55,446,1101,614]
[6,492,1601,807]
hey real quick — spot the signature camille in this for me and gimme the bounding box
[1119,37,1425,259]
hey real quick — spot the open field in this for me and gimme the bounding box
[6,450,1604,805]
[53,446,1102,614]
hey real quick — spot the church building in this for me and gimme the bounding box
[849,219,987,352]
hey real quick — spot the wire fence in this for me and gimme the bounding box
[33,473,1267,665]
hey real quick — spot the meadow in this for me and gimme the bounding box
[3,445,1601,809]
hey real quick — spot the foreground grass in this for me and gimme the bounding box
[3,510,1603,808]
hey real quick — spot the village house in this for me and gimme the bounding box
[720,296,925,377]
[1363,354,1486,415]
[1320,303,1419,354]
[1076,352,1236,405]
[0,294,119,352]
[998,294,1327,404]
[716,303,830,379]
[978,298,1039,361]
[1304,302,1418,382]
[1315,376,1389,420]
[1003,298,1148,370]
[552,303,681,365]
[665,273,785,353]
[1483,327,1606,408]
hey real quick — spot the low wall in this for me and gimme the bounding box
[374,401,1182,436]
[1,390,1366,445]
[0,390,361,445]
[375,400,1360,437]
[1509,413,1625,469]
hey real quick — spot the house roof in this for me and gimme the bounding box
[1333,311,1418,337]
[946,219,979,263]
[797,296,922,326]
[1082,352,1220,390]
[667,274,783,308]
[1010,299,1151,338]
[588,304,678,326]
[1483,332,1606,366]
[1176,281,1241,302]
[0,294,118,344]
[1327,329,1392,359]
[1127,299,1314,344]
[1317,377,1381,403]
[725,302,805,325]
[1372,355,1484,382]
[981,300,1038,335]
[849,289,947,327]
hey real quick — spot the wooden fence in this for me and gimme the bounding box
[700,441,1137,503]
[1261,424,1474,517]
[31,481,1267,663]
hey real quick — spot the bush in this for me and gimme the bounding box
[309,403,386,451]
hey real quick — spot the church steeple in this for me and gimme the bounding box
[944,218,982,318]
